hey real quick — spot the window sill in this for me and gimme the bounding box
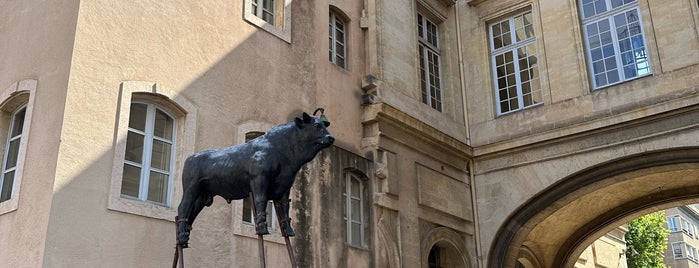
[0,199,18,216]
[107,196,176,221]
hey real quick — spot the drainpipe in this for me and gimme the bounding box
[469,159,483,268]
[455,0,471,142]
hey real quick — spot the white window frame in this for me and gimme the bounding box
[489,10,543,115]
[668,215,680,232]
[329,10,347,69]
[688,244,699,263]
[244,0,292,43]
[0,79,36,216]
[674,242,685,259]
[0,106,26,203]
[242,199,278,231]
[108,81,197,221]
[579,0,652,90]
[121,101,177,206]
[417,12,444,112]
[344,172,364,247]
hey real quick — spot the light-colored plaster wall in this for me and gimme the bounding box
[40,0,346,266]
[0,1,79,267]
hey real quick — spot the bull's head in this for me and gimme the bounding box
[295,110,334,148]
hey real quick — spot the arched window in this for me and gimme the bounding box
[0,106,26,202]
[344,172,364,246]
[120,101,176,205]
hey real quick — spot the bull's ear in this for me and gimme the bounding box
[295,117,304,128]
[323,121,330,127]
[302,112,313,123]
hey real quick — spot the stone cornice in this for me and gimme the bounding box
[362,103,473,160]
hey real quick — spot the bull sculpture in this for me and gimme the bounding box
[175,110,334,248]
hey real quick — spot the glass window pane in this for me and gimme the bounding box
[125,131,144,163]
[121,164,141,198]
[0,170,14,202]
[128,103,147,131]
[10,108,25,138]
[242,197,252,223]
[154,109,174,140]
[351,199,361,221]
[350,178,360,197]
[351,222,361,245]
[150,140,172,171]
[147,171,168,204]
[5,138,20,169]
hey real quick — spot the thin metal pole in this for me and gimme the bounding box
[173,217,185,268]
[251,194,266,268]
[274,200,297,268]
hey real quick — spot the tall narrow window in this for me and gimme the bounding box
[344,173,364,246]
[121,102,176,205]
[329,11,347,68]
[0,107,26,202]
[579,0,651,89]
[417,13,443,112]
[489,10,542,115]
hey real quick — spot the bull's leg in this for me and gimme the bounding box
[250,192,270,235]
[177,182,203,247]
[274,191,295,237]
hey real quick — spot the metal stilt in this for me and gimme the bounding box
[251,194,266,268]
[274,200,297,268]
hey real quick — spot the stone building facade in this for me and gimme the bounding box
[2,0,699,267]
[664,206,699,268]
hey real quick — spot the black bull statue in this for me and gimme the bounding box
[176,111,334,247]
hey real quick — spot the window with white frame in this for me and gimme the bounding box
[688,244,699,262]
[579,0,651,89]
[674,242,685,259]
[244,0,291,42]
[489,10,542,115]
[417,12,443,112]
[242,199,278,230]
[668,216,680,232]
[0,107,26,203]
[251,0,275,24]
[121,101,176,205]
[344,172,364,246]
[329,10,347,68]
[682,217,695,237]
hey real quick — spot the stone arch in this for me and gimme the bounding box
[421,227,471,268]
[489,147,699,268]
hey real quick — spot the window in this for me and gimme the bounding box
[674,242,685,259]
[121,102,176,205]
[344,173,364,246]
[489,10,542,115]
[242,199,278,230]
[417,12,443,112]
[329,10,347,68]
[682,217,695,237]
[251,0,275,24]
[108,81,196,221]
[579,0,651,89]
[668,216,680,232]
[244,0,291,42]
[689,244,699,262]
[0,107,25,203]
[0,79,36,216]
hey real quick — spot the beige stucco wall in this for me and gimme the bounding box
[0,1,79,267]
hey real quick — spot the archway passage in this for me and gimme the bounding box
[422,227,471,268]
[489,147,699,268]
